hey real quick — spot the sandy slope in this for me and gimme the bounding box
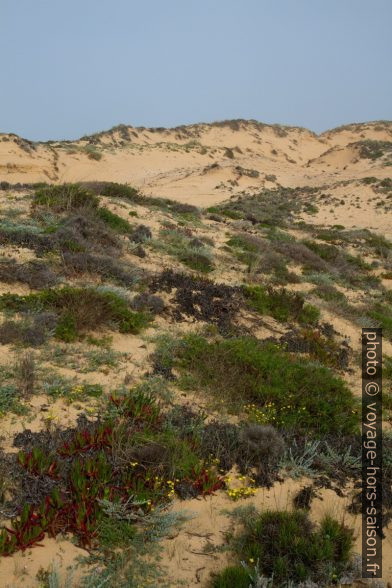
[0,120,391,586]
[1,120,391,207]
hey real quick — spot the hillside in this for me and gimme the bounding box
[0,120,391,587]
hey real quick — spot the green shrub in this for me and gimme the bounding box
[212,565,250,588]
[243,285,319,325]
[33,184,99,212]
[173,335,358,435]
[98,517,136,549]
[0,384,27,416]
[153,228,214,273]
[299,303,320,325]
[96,207,133,233]
[367,301,392,341]
[180,249,214,273]
[85,181,141,201]
[55,313,78,342]
[214,186,320,227]
[233,508,354,585]
[0,287,151,341]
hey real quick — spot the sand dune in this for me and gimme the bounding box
[1,120,391,206]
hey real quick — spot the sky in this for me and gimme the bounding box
[1,0,391,141]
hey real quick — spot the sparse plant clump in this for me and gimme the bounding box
[129,224,152,243]
[354,139,392,161]
[33,184,99,212]
[96,207,133,233]
[0,259,58,289]
[365,290,392,341]
[217,507,354,586]
[0,287,151,342]
[243,284,320,325]
[83,145,102,160]
[15,352,36,397]
[0,313,57,346]
[61,251,141,287]
[152,227,214,272]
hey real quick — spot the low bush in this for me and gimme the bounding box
[0,313,57,346]
[212,565,250,588]
[130,224,152,243]
[366,290,392,341]
[96,207,133,234]
[224,507,354,585]
[62,251,141,287]
[0,226,52,255]
[153,228,214,273]
[279,326,350,370]
[213,186,320,227]
[0,259,58,289]
[273,240,329,273]
[312,283,347,302]
[171,335,358,435]
[243,285,320,325]
[84,181,141,201]
[84,181,201,217]
[0,287,151,342]
[33,184,99,212]
[179,248,214,273]
[131,293,165,314]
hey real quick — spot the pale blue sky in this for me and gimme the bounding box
[1,0,391,140]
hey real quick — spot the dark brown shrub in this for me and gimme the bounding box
[61,251,141,286]
[0,259,58,289]
[54,212,121,254]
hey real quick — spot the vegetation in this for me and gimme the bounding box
[216,506,354,586]
[0,287,151,342]
[152,227,214,272]
[243,284,320,324]
[0,169,389,584]
[163,334,359,434]
[0,386,223,557]
[96,206,133,233]
[33,184,99,212]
